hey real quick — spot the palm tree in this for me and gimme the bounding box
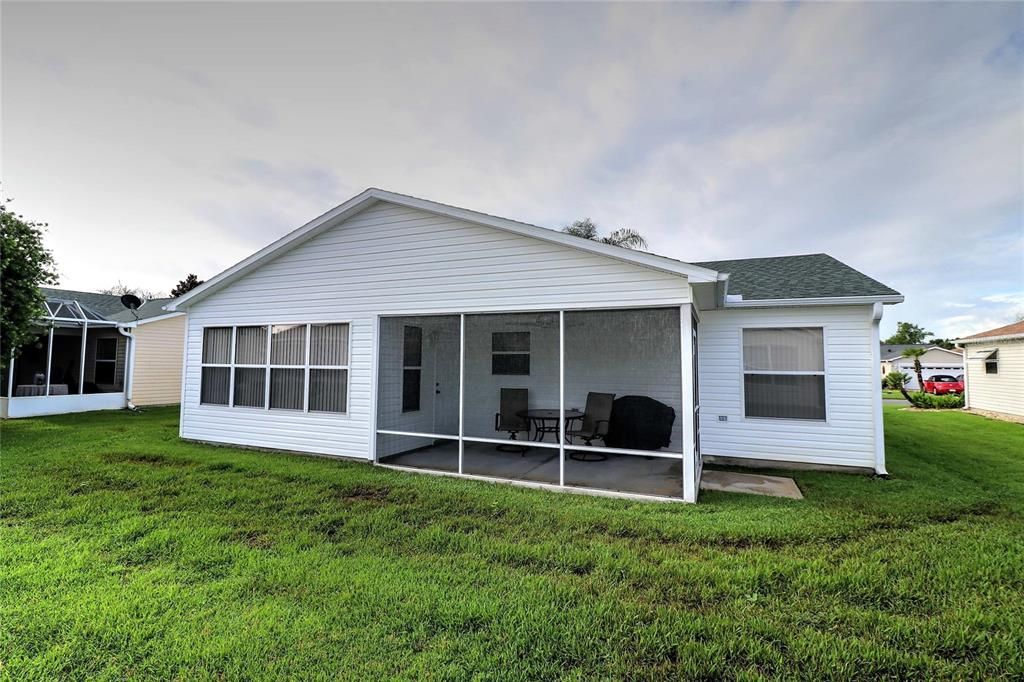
[562,218,648,250]
[901,347,927,394]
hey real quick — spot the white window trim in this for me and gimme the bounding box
[199,322,351,415]
[739,325,829,423]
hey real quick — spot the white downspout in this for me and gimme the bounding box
[118,326,136,406]
[870,303,888,476]
[44,327,54,396]
[79,320,88,395]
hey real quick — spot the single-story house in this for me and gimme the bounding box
[165,188,903,502]
[1,288,185,418]
[880,343,964,389]
[956,321,1024,419]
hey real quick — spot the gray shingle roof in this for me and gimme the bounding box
[40,287,175,323]
[693,253,901,301]
[879,343,931,361]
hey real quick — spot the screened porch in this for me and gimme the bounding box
[374,306,701,502]
[1,298,128,418]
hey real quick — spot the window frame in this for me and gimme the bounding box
[739,325,828,423]
[94,337,118,385]
[198,321,351,415]
[491,331,531,376]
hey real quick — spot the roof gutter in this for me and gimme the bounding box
[723,294,904,308]
[955,333,1024,344]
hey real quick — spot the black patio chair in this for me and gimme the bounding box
[567,392,615,461]
[494,388,529,454]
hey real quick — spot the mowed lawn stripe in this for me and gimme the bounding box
[1,406,1022,679]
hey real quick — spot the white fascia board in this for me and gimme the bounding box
[127,312,186,327]
[165,188,719,311]
[723,294,904,308]
[955,334,1024,344]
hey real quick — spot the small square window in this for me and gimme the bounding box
[492,332,530,375]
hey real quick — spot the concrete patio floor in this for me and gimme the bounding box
[380,441,803,500]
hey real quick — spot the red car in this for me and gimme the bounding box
[922,374,963,395]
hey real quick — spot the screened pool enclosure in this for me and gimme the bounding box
[1,297,129,418]
[375,306,701,502]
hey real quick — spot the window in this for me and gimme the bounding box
[270,324,306,410]
[986,350,998,374]
[94,337,118,385]
[200,327,231,405]
[492,331,530,375]
[199,323,349,413]
[233,326,267,407]
[402,326,422,413]
[743,327,825,420]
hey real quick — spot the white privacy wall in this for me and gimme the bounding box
[180,200,690,458]
[698,305,879,470]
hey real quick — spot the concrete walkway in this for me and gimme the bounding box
[700,469,803,500]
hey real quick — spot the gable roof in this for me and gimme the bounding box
[165,188,723,311]
[41,287,179,324]
[956,320,1024,343]
[694,254,902,303]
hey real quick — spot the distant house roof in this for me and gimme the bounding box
[956,320,1024,343]
[40,287,179,324]
[693,254,902,302]
[879,343,932,361]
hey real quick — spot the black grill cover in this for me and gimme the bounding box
[604,396,676,450]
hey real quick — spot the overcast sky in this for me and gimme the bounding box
[3,1,1022,338]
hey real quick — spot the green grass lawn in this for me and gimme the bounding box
[881,389,907,400]
[2,407,1022,679]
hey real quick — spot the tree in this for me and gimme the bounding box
[883,371,910,390]
[170,273,204,298]
[1,199,59,370]
[883,322,933,345]
[901,347,927,393]
[562,218,648,250]
[100,281,158,300]
[928,338,955,350]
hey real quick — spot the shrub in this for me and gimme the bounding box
[905,391,964,409]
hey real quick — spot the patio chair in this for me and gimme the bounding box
[494,388,529,454]
[567,392,615,461]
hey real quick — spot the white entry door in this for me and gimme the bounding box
[432,327,460,435]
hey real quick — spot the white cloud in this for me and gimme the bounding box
[981,292,1024,305]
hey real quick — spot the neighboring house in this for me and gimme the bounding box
[1,288,185,418]
[164,188,903,503]
[956,321,1024,419]
[880,343,964,389]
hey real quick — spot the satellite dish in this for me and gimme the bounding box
[120,294,142,310]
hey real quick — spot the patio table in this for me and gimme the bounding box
[516,408,584,443]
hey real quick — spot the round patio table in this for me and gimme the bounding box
[516,408,584,443]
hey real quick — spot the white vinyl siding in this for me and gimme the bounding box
[180,201,690,458]
[963,339,1023,417]
[699,305,878,469]
[131,315,186,406]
